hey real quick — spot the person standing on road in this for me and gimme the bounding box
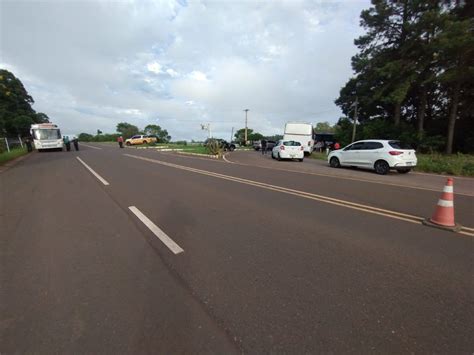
[63,136,71,151]
[117,135,124,148]
[73,137,79,151]
[261,139,267,155]
[25,137,33,152]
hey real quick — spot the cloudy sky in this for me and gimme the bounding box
[1,0,369,140]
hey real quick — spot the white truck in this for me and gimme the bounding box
[30,123,64,151]
[283,122,314,155]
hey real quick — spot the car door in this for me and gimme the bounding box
[340,142,364,165]
[130,135,140,145]
[359,141,384,166]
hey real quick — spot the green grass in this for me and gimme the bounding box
[0,147,28,166]
[310,151,329,161]
[415,153,474,177]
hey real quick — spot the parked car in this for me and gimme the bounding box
[125,135,157,146]
[204,138,236,151]
[327,140,417,175]
[271,140,304,161]
[253,140,276,151]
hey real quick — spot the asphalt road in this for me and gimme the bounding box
[1,144,473,354]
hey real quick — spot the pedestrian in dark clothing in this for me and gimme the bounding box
[261,139,267,155]
[63,136,71,151]
[73,138,79,151]
[25,137,33,152]
[117,136,124,148]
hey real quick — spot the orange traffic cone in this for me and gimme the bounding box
[423,178,461,232]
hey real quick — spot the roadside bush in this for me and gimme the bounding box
[205,139,223,156]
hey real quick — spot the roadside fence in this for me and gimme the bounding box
[0,136,26,153]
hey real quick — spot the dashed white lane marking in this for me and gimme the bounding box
[128,206,184,254]
[80,143,102,150]
[76,157,110,185]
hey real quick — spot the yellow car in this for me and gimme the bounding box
[125,135,157,146]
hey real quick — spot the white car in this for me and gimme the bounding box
[271,140,305,162]
[327,140,417,175]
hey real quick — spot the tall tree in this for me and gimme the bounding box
[434,4,474,153]
[116,122,139,139]
[144,124,171,143]
[0,69,47,136]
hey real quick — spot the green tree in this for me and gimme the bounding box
[335,0,474,153]
[234,128,264,145]
[144,124,171,143]
[116,122,139,139]
[314,122,335,133]
[78,133,93,141]
[0,69,47,136]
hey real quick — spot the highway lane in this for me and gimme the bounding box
[0,150,238,354]
[99,146,474,228]
[73,146,473,353]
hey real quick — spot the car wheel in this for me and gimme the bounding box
[329,157,340,168]
[397,168,411,174]
[374,160,390,175]
[126,142,131,146]
[277,153,282,161]
[299,158,304,162]
[229,146,235,152]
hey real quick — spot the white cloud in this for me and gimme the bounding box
[147,61,162,74]
[188,71,208,81]
[166,68,179,77]
[0,0,370,140]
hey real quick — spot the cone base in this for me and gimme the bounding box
[422,218,462,232]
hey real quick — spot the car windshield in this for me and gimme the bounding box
[389,141,412,149]
[32,129,61,140]
[282,141,301,146]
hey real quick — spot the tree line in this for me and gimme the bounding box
[335,0,473,153]
[78,122,171,142]
[0,69,50,137]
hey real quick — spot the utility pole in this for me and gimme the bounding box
[351,97,358,143]
[200,123,211,139]
[230,127,234,143]
[243,109,249,145]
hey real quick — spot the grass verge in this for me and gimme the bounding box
[415,153,474,177]
[0,147,28,166]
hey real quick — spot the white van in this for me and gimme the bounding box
[283,122,314,155]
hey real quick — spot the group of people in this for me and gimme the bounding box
[63,136,79,151]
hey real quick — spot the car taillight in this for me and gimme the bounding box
[389,151,403,155]
[280,145,285,150]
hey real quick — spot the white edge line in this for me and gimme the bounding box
[128,206,184,255]
[80,143,102,150]
[76,157,110,185]
[223,153,235,164]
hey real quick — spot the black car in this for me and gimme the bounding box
[204,138,236,151]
